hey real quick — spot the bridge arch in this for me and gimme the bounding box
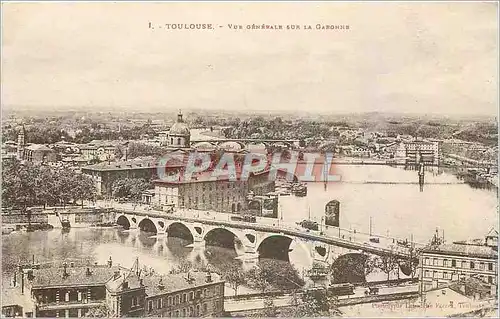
[138,218,157,233]
[116,215,131,230]
[256,234,294,262]
[166,222,194,242]
[203,227,243,250]
[219,141,246,151]
[330,253,369,284]
[192,141,217,151]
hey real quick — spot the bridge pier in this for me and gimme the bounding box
[242,251,260,269]
[192,239,206,250]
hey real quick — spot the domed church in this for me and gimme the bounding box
[168,111,190,148]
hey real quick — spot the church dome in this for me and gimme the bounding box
[169,111,190,136]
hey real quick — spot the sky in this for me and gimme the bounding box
[1,2,498,115]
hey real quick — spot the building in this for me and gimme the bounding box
[23,144,57,163]
[403,141,440,165]
[153,172,249,213]
[421,278,496,316]
[10,258,224,318]
[29,262,129,317]
[78,142,117,162]
[81,157,183,195]
[418,233,498,296]
[142,271,225,317]
[166,111,191,148]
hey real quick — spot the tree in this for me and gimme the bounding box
[282,288,340,317]
[223,264,247,296]
[111,178,151,202]
[375,252,399,282]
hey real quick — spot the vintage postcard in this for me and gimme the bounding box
[1,1,498,318]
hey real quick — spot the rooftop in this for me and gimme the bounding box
[142,271,223,298]
[25,144,53,152]
[422,243,497,259]
[31,265,120,289]
[82,156,184,172]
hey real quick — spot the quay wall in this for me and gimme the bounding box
[2,208,116,226]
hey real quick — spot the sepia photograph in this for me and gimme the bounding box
[1,1,498,317]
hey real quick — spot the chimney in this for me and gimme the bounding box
[139,278,144,286]
[86,267,92,276]
[107,256,113,268]
[12,272,17,287]
[122,281,129,290]
[205,272,212,283]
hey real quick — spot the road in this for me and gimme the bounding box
[224,283,418,312]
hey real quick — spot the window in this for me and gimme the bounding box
[196,304,200,315]
[488,263,493,271]
[433,271,438,279]
[470,261,475,269]
[433,258,438,266]
[148,300,153,312]
[452,259,456,267]
[196,290,201,298]
[424,270,430,278]
[480,262,485,270]
[443,259,448,267]
[461,261,467,269]
[131,296,138,307]
[189,292,194,301]
[175,295,180,305]
[182,309,186,317]
[203,289,208,298]
[488,276,493,284]
[189,306,193,316]
[157,298,162,309]
[168,296,172,305]
[443,272,449,279]
[175,310,179,317]
[182,293,187,303]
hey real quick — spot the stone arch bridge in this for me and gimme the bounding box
[113,209,415,273]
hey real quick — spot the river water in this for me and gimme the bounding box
[2,165,497,287]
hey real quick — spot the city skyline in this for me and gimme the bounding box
[1,2,498,116]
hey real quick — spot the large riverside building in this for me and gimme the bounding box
[153,171,274,213]
[81,157,184,195]
[8,258,224,318]
[418,231,498,296]
[394,140,440,166]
